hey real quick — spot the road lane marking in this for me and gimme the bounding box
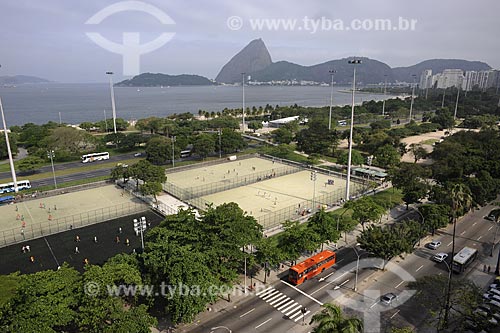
[416,265,424,272]
[489,226,494,231]
[240,308,255,318]
[289,309,303,320]
[319,271,335,282]
[473,222,477,226]
[370,302,378,308]
[268,294,287,305]
[311,271,349,295]
[390,309,401,319]
[257,288,275,298]
[281,280,324,305]
[460,231,466,236]
[294,310,311,322]
[261,290,280,301]
[283,305,302,317]
[478,236,482,241]
[395,281,404,289]
[281,302,299,313]
[272,297,290,308]
[255,318,272,329]
[256,286,273,296]
[277,300,295,311]
[447,241,453,246]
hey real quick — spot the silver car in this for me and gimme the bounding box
[427,240,442,250]
[433,253,448,262]
[381,293,397,306]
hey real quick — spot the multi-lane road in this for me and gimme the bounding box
[193,203,499,333]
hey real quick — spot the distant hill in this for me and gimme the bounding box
[116,73,216,87]
[215,38,272,84]
[215,39,493,84]
[0,75,50,85]
[392,59,491,82]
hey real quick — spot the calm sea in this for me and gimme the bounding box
[0,84,389,126]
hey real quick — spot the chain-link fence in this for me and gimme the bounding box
[257,181,366,229]
[0,202,149,248]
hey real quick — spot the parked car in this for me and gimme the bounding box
[433,253,448,262]
[133,152,143,157]
[427,240,442,250]
[381,293,397,306]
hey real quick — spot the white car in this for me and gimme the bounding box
[433,253,448,262]
[381,293,397,306]
[427,240,442,250]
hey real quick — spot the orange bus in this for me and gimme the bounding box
[288,250,336,285]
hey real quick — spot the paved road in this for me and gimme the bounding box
[193,203,498,333]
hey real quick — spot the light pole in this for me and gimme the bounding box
[103,110,108,132]
[382,75,387,116]
[241,72,246,132]
[47,150,57,189]
[346,59,361,201]
[106,71,117,134]
[0,65,18,193]
[58,112,62,125]
[490,215,499,257]
[133,217,146,250]
[352,243,361,291]
[311,171,317,211]
[218,128,222,159]
[453,87,460,122]
[409,74,417,121]
[243,246,247,294]
[328,69,336,130]
[441,90,446,108]
[412,207,425,246]
[171,136,176,168]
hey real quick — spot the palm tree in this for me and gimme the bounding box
[310,303,363,333]
[442,183,473,329]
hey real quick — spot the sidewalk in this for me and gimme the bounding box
[172,202,415,333]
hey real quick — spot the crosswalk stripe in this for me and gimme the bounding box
[283,305,302,317]
[293,310,311,322]
[288,310,303,320]
[277,299,295,311]
[257,287,275,298]
[256,286,273,296]
[272,297,290,308]
[269,294,288,305]
[261,290,280,301]
[280,302,299,314]
[266,293,284,303]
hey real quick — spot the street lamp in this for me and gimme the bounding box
[241,72,246,132]
[328,69,336,130]
[218,128,222,159]
[311,171,317,211]
[346,59,361,201]
[409,74,417,121]
[106,71,117,134]
[352,243,361,291]
[171,136,176,168]
[47,150,57,189]
[382,75,387,116]
[453,87,461,122]
[0,64,18,193]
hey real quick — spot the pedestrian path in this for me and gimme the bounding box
[256,286,311,323]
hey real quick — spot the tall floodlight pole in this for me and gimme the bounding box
[0,65,18,192]
[106,72,117,134]
[346,59,361,201]
[441,90,446,108]
[382,75,387,116]
[409,74,416,121]
[58,112,62,125]
[171,136,176,168]
[241,73,246,132]
[47,150,57,189]
[218,128,222,159]
[103,110,108,132]
[328,70,336,130]
[453,87,460,121]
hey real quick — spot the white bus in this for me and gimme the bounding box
[452,247,478,273]
[0,180,31,194]
[81,152,110,163]
[180,150,191,158]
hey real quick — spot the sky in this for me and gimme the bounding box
[0,0,499,83]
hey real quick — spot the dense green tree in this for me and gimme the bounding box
[409,143,428,163]
[128,160,166,190]
[277,221,320,265]
[273,128,293,144]
[310,303,363,333]
[336,149,364,166]
[17,156,44,173]
[296,118,339,155]
[344,197,385,231]
[432,108,454,129]
[192,133,215,159]
[418,204,450,235]
[255,237,283,283]
[139,181,163,201]
[373,144,401,169]
[307,209,340,251]
[248,121,263,133]
[220,129,246,153]
[145,136,169,165]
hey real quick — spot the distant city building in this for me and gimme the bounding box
[461,69,499,91]
[435,69,464,89]
[419,69,433,89]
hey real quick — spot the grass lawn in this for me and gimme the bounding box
[421,138,438,145]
